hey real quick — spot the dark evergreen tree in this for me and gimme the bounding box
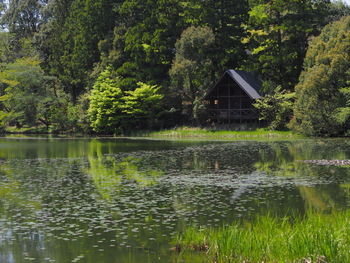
[245,0,330,90]
[1,0,44,37]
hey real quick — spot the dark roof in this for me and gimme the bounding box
[206,70,262,99]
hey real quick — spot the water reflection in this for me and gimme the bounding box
[0,138,350,262]
[254,141,350,211]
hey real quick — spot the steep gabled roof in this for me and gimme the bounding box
[206,70,262,99]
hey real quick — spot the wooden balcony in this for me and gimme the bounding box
[207,108,259,120]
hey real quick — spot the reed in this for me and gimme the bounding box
[148,127,303,140]
[177,211,350,262]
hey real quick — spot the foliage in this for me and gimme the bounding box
[1,0,350,134]
[88,67,123,133]
[326,0,350,23]
[0,56,55,128]
[169,26,215,122]
[334,86,350,131]
[254,86,295,130]
[292,16,350,136]
[245,0,330,89]
[122,82,163,129]
[0,32,13,63]
[180,0,249,70]
[88,68,164,133]
[1,0,43,37]
[36,0,114,101]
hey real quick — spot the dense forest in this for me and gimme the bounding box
[0,0,349,135]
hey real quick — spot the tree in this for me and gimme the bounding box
[88,68,164,133]
[87,67,123,133]
[169,26,215,122]
[253,86,294,130]
[0,32,15,63]
[0,56,57,128]
[245,0,330,89]
[178,0,249,71]
[1,0,43,37]
[291,16,350,136]
[188,0,249,71]
[60,0,114,100]
[326,0,350,23]
[96,0,185,91]
[122,82,163,129]
[34,0,74,76]
[36,0,115,102]
[0,0,6,22]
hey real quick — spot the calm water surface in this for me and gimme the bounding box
[0,137,350,263]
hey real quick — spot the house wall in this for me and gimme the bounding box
[206,74,258,122]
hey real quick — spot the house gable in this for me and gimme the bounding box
[205,70,262,122]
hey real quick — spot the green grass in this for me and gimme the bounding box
[177,211,350,262]
[5,125,48,134]
[147,127,303,140]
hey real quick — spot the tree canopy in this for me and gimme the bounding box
[292,15,350,136]
[0,0,349,134]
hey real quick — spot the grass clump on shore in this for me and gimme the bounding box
[177,211,350,262]
[148,127,303,140]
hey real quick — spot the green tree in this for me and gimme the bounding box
[169,26,215,122]
[245,0,330,89]
[88,67,164,133]
[88,67,123,133]
[97,0,184,91]
[0,0,6,21]
[196,0,249,70]
[253,86,294,130]
[34,0,74,76]
[122,82,163,129]
[36,0,114,102]
[326,0,350,23]
[0,56,56,129]
[1,0,43,37]
[60,0,114,100]
[0,32,14,63]
[292,16,350,136]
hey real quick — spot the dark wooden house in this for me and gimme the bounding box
[205,70,261,123]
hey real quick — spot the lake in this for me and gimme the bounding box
[0,137,349,263]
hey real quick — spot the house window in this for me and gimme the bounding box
[214,99,219,105]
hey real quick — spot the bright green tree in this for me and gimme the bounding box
[88,68,164,133]
[292,16,350,136]
[122,82,163,129]
[88,67,123,133]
